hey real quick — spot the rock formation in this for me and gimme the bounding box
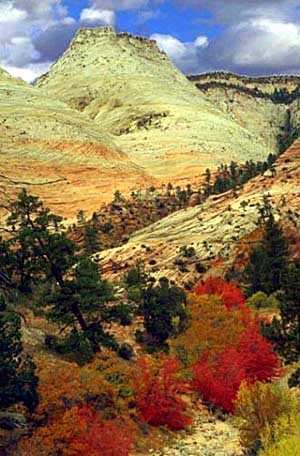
[0,66,154,220]
[1,29,300,220]
[36,27,285,181]
[98,140,300,284]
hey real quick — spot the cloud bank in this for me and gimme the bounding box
[1,0,300,82]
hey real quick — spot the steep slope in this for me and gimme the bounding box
[98,140,300,284]
[0,69,154,220]
[189,73,300,155]
[36,27,281,180]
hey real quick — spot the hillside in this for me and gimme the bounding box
[98,140,300,285]
[36,27,285,181]
[0,68,154,220]
[189,72,300,95]
[189,72,300,156]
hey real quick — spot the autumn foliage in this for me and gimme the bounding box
[67,406,136,456]
[194,276,246,309]
[171,294,248,365]
[191,322,281,413]
[134,357,192,430]
[20,405,136,456]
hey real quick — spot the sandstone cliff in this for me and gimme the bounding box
[0,67,154,220]
[36,27,283,180]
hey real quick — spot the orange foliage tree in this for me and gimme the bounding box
[18,351,133,455]
[20,405,136,456]
[171,294,249,366]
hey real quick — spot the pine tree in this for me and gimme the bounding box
[83,224,101,255]
[0,296,38,412]
[262,264,300,365]
[245,199,288,295]
[46,256,116,355]
[140,278,187,350]
[5,189,76,289]
[2,191,119,358]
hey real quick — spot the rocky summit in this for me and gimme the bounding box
[36,27,292,181]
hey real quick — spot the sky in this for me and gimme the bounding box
[1,0,300,82]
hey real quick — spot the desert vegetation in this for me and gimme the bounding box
[0,189,299,456]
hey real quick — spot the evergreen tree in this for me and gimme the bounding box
[0,296,38,412]
[47,256,116,355]
[140,277,187,350]
[5,189,76,289]
[245,199,288,296]
[262,264,300,366]
[83,224,101,255]
[1,190,120,357]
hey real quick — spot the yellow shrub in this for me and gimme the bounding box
[260,411,300,456]
[235,381,295,453]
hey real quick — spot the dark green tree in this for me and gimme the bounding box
[262,264,300,367]
[83,223,101,255]
[1,190,120,357]
[140,277,187,350]
[46,256,116,356]
[5,189,76,289]
[245,199,288,295]
[0,296,38,413]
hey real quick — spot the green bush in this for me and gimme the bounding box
[179,245,196,258]
[247,292,280,310]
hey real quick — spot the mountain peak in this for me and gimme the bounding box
[71,26,164,54]
[35,27,298,182]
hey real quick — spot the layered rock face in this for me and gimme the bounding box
[98,140,300,284]
[0,67,153,220]
[2,29,300,221]
[36,27,282,180]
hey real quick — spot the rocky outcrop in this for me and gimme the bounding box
[36,27,286,181]
[189,72,300,95]
[98,140,300,285]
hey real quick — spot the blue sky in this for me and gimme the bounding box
[63,0,222,41]
[1,0,300,81]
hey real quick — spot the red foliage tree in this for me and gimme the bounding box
[191,323,280,413]
[135,357,192,430]
[68,406,136,456]
[192,350,246,413]
[194,276,246,310]
[237,322,281,384]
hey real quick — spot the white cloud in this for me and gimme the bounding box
[80,8,116,26]
[206,17,300,74]
[0,2,28,23]
[3,62,52,83]
[232,19,300,67]
[151,33,209,73]
[151,34,187,59]
[92,0,150,10]
[194,36,208,48]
